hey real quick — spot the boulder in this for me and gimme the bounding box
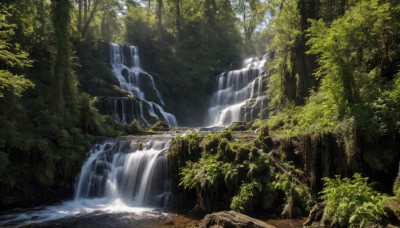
[383,197,400,222]
[198,210,275,228]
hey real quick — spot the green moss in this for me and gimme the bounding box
[255,125,273,151]
[204,130,233,154]
[125,120,143,134]
[227,122,251,131]
[150,120,170,131]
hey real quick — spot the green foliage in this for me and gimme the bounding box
[0,1,131,207]
[265,0,400,144]
[266,0,302,109]
[150,120,170,131]
[230,179,262,212]
[320,173,387,227]
[0,4,34,98]
[170,132,202,155]
[273,166,314,217]
[204,130,232,154]
[179,130,314,214]
[254,124,273,150]
[232,0,268,54]
[180,152,224,189]
[306,0,398,117]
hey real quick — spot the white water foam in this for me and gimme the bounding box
[205,55,269,127]
[0,137,173,226]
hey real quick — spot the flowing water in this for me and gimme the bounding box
[0,52,300,227]
[98,44,177,127]
[0,135,174,227]
[205,55,270,127]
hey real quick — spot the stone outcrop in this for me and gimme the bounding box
[383,197,400,223]
[198,210,275,228]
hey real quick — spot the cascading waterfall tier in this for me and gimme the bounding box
[75,136,172,208]
[105,43,177,126]
[0,136,174,226]
[205,55,270,127]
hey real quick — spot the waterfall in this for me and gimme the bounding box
[0,136,174,226]
[75,136,172,208]
[205,55,270,127]
[107,43,177,127]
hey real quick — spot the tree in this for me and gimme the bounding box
[51,0,79,123]
[267,0,302,109]
[100,0,122,42]
[0,4,33,98]
[232,0,267,55]
[156,0,163,40]
[307,0,400,117]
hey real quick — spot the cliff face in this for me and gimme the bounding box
[168,128,400,215]
[281,132,400,193]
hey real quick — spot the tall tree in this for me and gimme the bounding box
[81,0,100,38]
[156,0,163,40]
[173,0,182,40]
[100,0,122,42]
[50,0,75,121]
[0,4,33,98]
[75,0,102,39]
[233,0,267,55]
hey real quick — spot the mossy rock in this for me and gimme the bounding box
[150,120,170,131]
[383,197,400,223]
[227,122,251,131]
[255,125,273,151]
[125,120,142,134]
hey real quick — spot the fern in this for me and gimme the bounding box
[321,173,387,227]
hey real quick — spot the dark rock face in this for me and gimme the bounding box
[383,197,400,224]
[282,133,400,194]
[198,211,275,228]
[92,97,155,125]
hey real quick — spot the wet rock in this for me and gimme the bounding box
[228,122,250,131]
[383,197,400,222]
[198,210,275,228]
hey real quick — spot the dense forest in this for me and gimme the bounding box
[0,0,400,227]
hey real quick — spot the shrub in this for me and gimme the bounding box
[320,173,387,227]
[150,120,170,131]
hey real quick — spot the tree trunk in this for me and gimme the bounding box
[147,0,151,22]
[38,0,46,36]
[156,0,163,40]
[78,0,82,32]
[101,6,107,41]
[50,0,72,121]
[174,0,182,41]
[83,0,87,22]
[81,0,99,38]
